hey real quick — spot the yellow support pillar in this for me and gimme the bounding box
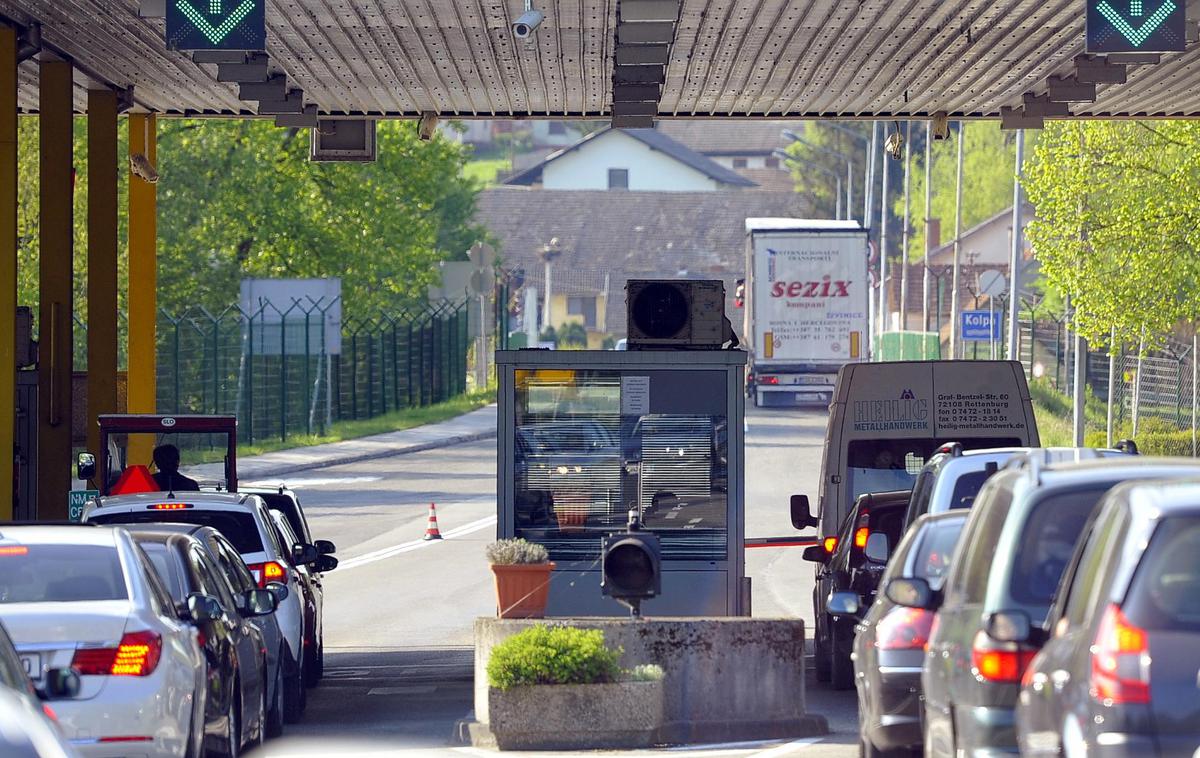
[87,90,118,461]
[38,59,73,520]
[0,28,15,520]
[127,113,157,466]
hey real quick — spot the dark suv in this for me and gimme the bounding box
[804,489,909,689]
[1017,478,1200,757]
[889,454,1200,757]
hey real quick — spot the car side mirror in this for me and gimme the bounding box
[38,668,81,700]
[292,543,320,566]
[266,581,289,602]
[315,539,336,555]
[314,554,339,573]
[826,591,860,617]
[76,452,97,481]
[864,533,890,564]
[885,577,939,610]
[802,544,829,564]
[986,609,1042,644]
[184,593,223,623]
[790,494,818,530]
[242,588,278,617]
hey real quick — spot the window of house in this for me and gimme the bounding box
[765,157,780,169]
[608,168,629,190]
[567,296,597,328]
[733,158,747,169]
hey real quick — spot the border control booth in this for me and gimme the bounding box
[496,348,748,616]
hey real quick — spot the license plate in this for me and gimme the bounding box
[19,653,41,682]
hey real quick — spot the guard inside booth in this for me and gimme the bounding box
[499,351,747,617]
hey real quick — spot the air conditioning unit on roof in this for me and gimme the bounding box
[625,279,727,349]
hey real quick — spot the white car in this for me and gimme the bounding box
[0,525,206,758]
[84,491,312,723]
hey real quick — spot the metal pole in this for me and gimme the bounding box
[900,120,912,333]
[834,176,843,220]
[542,259,552,334]
[1107,327,1117,448]
[1192,329,1197,456]
[866,122,878,239]
[1006,130,1025,359]
[949,122,965,359]
[846,156,854,226]
[879,145,890,336]
[922,122,933,346]
[1133,330,1145,437]
[1074,329,1087,446]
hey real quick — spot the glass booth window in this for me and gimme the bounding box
[513,370,727,562]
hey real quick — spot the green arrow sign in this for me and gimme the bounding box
[1087,0,1183,51]
[166,0,265,51]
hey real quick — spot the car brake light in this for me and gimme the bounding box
[42,704,58,722]
[0,545,28,556]
[823,536,838,553]
[971,630,1037,683]
[876,607,934,650]
[248,561,288,588]
[854,527,869,549]
[762,376,779,385]
[71,631,162,676]
[148,503,192,510]
[1091,603,1151,704]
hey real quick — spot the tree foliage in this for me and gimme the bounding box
[1023,121,1200,350]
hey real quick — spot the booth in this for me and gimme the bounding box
[496,349,748,616]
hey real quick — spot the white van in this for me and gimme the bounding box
[790,360,1040,539]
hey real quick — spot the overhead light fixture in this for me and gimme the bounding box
[884,125,904,160]
[418,112,439,141]
[128,115,159,184]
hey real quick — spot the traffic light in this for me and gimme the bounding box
[601,508,661,618]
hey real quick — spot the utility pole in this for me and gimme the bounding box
[949,122,965,359]
[866,122,878,238]
[923,121,933,350]
[878,141,890,337]
[1006,130,1025,360]
[900,120,912,334]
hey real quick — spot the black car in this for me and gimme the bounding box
[132,530,278,757]
[804,489,909,689]
[128,522,291,739]
[890,455,1200,757]
[245,486,336,685]
[844,511,967,758]
[1017,477,1200,757]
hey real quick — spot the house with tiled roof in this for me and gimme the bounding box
[475,187,811,346]
[503,127,758,192]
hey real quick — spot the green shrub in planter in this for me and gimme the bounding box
[487,625,622,690]
[486,538,550,565]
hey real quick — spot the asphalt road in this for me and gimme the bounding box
[248,405,860,758]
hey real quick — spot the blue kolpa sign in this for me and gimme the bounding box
[961,310,1002,341]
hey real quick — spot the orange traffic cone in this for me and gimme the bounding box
[423,502,443,541]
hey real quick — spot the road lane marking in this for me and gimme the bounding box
[745,737,824,757]
[337,514,497,570]
[246,475,383,487]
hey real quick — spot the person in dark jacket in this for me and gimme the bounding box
[152,444,200,492]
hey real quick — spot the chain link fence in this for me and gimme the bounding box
[76,300,470,445]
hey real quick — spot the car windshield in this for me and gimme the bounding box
[89,510,264,554]
[0,545,128,603]
[1124,516,1200,631]
[1010,485,1111,608]
[913,517,967,590]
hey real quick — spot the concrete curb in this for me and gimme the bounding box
[239,429,497,482]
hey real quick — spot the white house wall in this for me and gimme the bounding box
[542,131,720,191]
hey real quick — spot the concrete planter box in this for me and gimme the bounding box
[489,679,664,750]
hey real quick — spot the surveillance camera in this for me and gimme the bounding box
[930,112,951,141]
[418,111,438,141]
[512,9,544,38]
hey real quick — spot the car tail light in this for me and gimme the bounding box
[876,607,935,650]
[854,526,869,549]
[71,631,162,676]
[0,545,28,556]
[823,536,838,553]
[248,561,288,588]
[971,630,1037,683]
[1091,603,1151,704]
[762,376,780,385]
[148,503,192,510]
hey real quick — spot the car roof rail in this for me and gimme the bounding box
[1114,439,1139,455]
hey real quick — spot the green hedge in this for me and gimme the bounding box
[486,626,622,691]
[1084,428,1198,457]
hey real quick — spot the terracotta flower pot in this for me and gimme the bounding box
[491,562,556,619]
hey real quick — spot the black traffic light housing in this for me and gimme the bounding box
[601,508,662,618]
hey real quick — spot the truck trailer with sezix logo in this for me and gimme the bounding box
[742,218,869,407]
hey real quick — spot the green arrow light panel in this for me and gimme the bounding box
[1087,0,1184,52]
[166,0,265,51]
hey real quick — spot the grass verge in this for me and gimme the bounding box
[463,158,510,186]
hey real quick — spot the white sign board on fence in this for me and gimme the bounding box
[239,278,342,355]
